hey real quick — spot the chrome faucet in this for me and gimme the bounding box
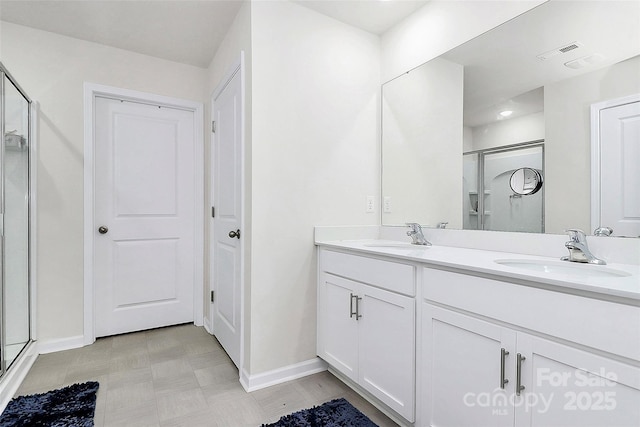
[406,223,431,246]
[594,226,613,237]
[561,229,606,265]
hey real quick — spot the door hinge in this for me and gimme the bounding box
[212,120,216,133]
[210,290,215,302]
[211,206,215,218]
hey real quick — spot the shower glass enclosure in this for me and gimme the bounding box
[0,63,32,375]
[463,142,544,233]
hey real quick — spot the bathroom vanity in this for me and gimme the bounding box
[316,238,640,427]
[317,248,417,421]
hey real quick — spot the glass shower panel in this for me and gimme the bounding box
[3,74,30,369]
[483,146,543,233]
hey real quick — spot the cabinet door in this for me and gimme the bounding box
[317,273,359,381]
[516,333,640,427]
[359,284,415,422]
[422,305,516,427]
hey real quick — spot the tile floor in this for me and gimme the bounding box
[16,324,399,426]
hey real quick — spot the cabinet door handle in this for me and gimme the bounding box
[500,348,509,389]
[355,296,363,320]
[349,293,357,318]
[516,353,526,396]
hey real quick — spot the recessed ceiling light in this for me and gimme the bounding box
[499,110,513,117]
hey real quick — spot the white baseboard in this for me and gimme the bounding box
[194,316,204,328]
[37,335,85,354]
[203,317,213,335]
[0,341,38,413]
[240,357,328,392]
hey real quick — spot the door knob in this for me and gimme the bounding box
[98,226,109,234]
[228,229,241,239]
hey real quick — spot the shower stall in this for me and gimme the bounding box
[0,62,35,386]
[463,141,544,233]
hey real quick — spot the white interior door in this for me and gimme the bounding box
[596,99,640,237]
[94,96,196,337]
[211,65,243,367]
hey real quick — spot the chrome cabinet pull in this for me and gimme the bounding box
[349,293,357,318]
[516,353,526,396]
[349,293,363,320]
[500,348,509,389]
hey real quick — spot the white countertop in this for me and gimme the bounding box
[316,239,640,302]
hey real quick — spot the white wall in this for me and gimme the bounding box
[249,0,380,374]
[381,0,546,82]
[0,21,207,343]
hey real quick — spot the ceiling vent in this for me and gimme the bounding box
[537,42,583,61]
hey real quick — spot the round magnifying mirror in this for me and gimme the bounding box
[509,167,543,195]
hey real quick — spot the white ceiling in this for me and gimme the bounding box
[0,0,429,68]
[294,0,428,35]
[0,0,244,68]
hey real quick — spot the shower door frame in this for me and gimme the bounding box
[0,61,37,380]
[464,140,545,232]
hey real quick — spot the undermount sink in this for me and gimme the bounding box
[494,259,631,278]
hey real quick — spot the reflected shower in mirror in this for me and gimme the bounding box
[464,143,543,233]
[381,0,640,236]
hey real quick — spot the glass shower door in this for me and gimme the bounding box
[2,72,31,371]
[464,143,544,233]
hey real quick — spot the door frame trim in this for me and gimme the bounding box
[590,93,640,233]
[210,52,245,370]
[83,83,204,345]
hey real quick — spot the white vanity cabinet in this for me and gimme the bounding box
[421,267,640,427]
[516,333,640,427]
[422,304,517,427]
[317,249,416,422]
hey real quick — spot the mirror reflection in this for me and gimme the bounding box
[464,143,543,233]
[381,0,640,236]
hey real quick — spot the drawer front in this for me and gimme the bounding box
[321,249,415,296]
[423,267,640,362]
